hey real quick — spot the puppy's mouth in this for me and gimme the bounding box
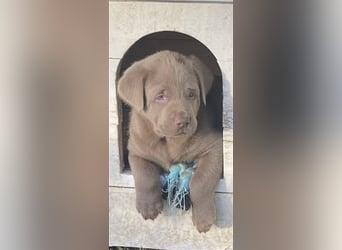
[155,126,195,138]
[173,130,188,137]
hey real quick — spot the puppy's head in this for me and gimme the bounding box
[117,51,213,138]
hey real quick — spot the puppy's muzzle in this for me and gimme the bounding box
[175,111,191,131]
[174,111,191,134]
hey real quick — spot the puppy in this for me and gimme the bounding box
[117,50,222,233]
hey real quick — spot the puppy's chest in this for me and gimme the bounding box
[150,139,194,169]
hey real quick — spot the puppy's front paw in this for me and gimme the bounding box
[136,194,163,220]
[192,202,216,233]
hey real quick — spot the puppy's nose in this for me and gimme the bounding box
[175,113,190,129]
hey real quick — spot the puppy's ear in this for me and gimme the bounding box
[188,55,214,105]
[117,62,147,112]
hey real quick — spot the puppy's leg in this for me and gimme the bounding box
[129,154,163,220]
[190,140,223,233]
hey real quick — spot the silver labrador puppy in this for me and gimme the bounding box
[117,50,222,233]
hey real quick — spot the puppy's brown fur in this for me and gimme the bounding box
[117,50,222,233]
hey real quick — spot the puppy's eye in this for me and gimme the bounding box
[155,93,167,103]
[186,90,196,99]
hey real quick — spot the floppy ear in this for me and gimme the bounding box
[117,62,147,112]
[188,55,214,105]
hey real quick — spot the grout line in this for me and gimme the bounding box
[109,185,135,189]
